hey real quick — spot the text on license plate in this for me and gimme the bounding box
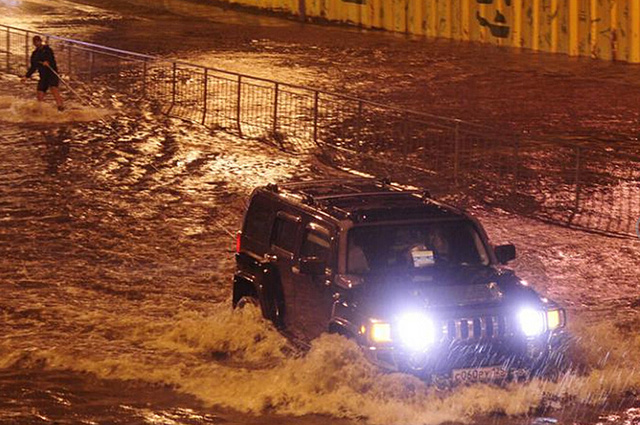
[452,366,508,383]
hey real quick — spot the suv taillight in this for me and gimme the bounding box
[236,231,242,253]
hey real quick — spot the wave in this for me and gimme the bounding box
[2,302,639,424]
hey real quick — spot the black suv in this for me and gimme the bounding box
[233,179,567,383]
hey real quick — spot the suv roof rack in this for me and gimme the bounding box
[263,179,435,220]
[277,177,382,189]
[277,178,429,201]
[313,190,427,202]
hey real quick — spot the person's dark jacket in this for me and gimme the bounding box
[26,45,58,79]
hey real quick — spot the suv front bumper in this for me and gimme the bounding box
[362,330,566,380]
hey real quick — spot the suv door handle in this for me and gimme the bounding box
[263,253,278,263]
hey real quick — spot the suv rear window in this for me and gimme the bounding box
[271,216,299,253]
[243,195,272,244]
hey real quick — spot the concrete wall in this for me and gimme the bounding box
[221,0,640,63]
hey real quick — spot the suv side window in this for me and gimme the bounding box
[271,213,299,253]
[244,194,273,245]
[300,229,331,263]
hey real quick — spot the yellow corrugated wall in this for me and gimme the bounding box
[221,0,640,63]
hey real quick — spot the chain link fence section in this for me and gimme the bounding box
[1,24,638,237]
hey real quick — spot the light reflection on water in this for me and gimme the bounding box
[1,77,640,425]
[5,0,640,148]
[1,1,640,424]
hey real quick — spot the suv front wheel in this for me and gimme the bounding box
[236,295,259,309]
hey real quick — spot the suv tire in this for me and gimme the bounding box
[236,295,259,310]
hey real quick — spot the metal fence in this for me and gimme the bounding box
[1,24,638,237]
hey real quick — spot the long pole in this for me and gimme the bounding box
[46,64,98,108]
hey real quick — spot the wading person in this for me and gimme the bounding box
[22,35,64,111]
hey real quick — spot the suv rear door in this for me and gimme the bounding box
[268,210,302,331]
[293,221,336,341]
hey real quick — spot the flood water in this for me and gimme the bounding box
[1,1,640,424]
[6,0,640,149]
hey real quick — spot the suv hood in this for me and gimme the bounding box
[356,265,515,312]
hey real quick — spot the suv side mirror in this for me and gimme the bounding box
[299,257,326,275]
[495,244,516,264]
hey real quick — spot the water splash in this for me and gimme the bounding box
[0,95,110,123]
[2,302,640,425]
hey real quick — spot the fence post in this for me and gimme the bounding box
[89,51,94,81]
[313,91,319,144]
[454,121,460,186]
[141,59,147,98]
[167,62,177,114]
[67,43,72,79]
[272,82,279,137]
[512,135,520,194]
[570,146,582,224]
[25,31,29,71]
[356,100,363,143]
[236,75,243,137]
[202,68,208,125]
[6,27,10,72]
[497,137,504,178]
[171,62,177,105]
[402,120,410,157]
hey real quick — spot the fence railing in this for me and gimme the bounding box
[1,23,638,237]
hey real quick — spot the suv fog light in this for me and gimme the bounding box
[370,321,392,343]
[518,308,545,337]
[546,309,563,330]
[398,313,436,351]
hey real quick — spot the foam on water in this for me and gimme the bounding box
[147,305,291,365]
[0,69,638,424]
[0,95,110,123]
[2,301,639,425]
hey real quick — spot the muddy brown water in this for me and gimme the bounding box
[6,0,640,150]
[1,1,640,424]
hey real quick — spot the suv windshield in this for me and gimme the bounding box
[347,220,489,274]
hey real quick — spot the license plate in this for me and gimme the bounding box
[452,366,508,383]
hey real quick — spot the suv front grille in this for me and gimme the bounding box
[441,316,508,342]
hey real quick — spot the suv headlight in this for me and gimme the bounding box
[366,313,437,351]
[518,307,565,337]
[397,313,436,351]
[518,308,545,337]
